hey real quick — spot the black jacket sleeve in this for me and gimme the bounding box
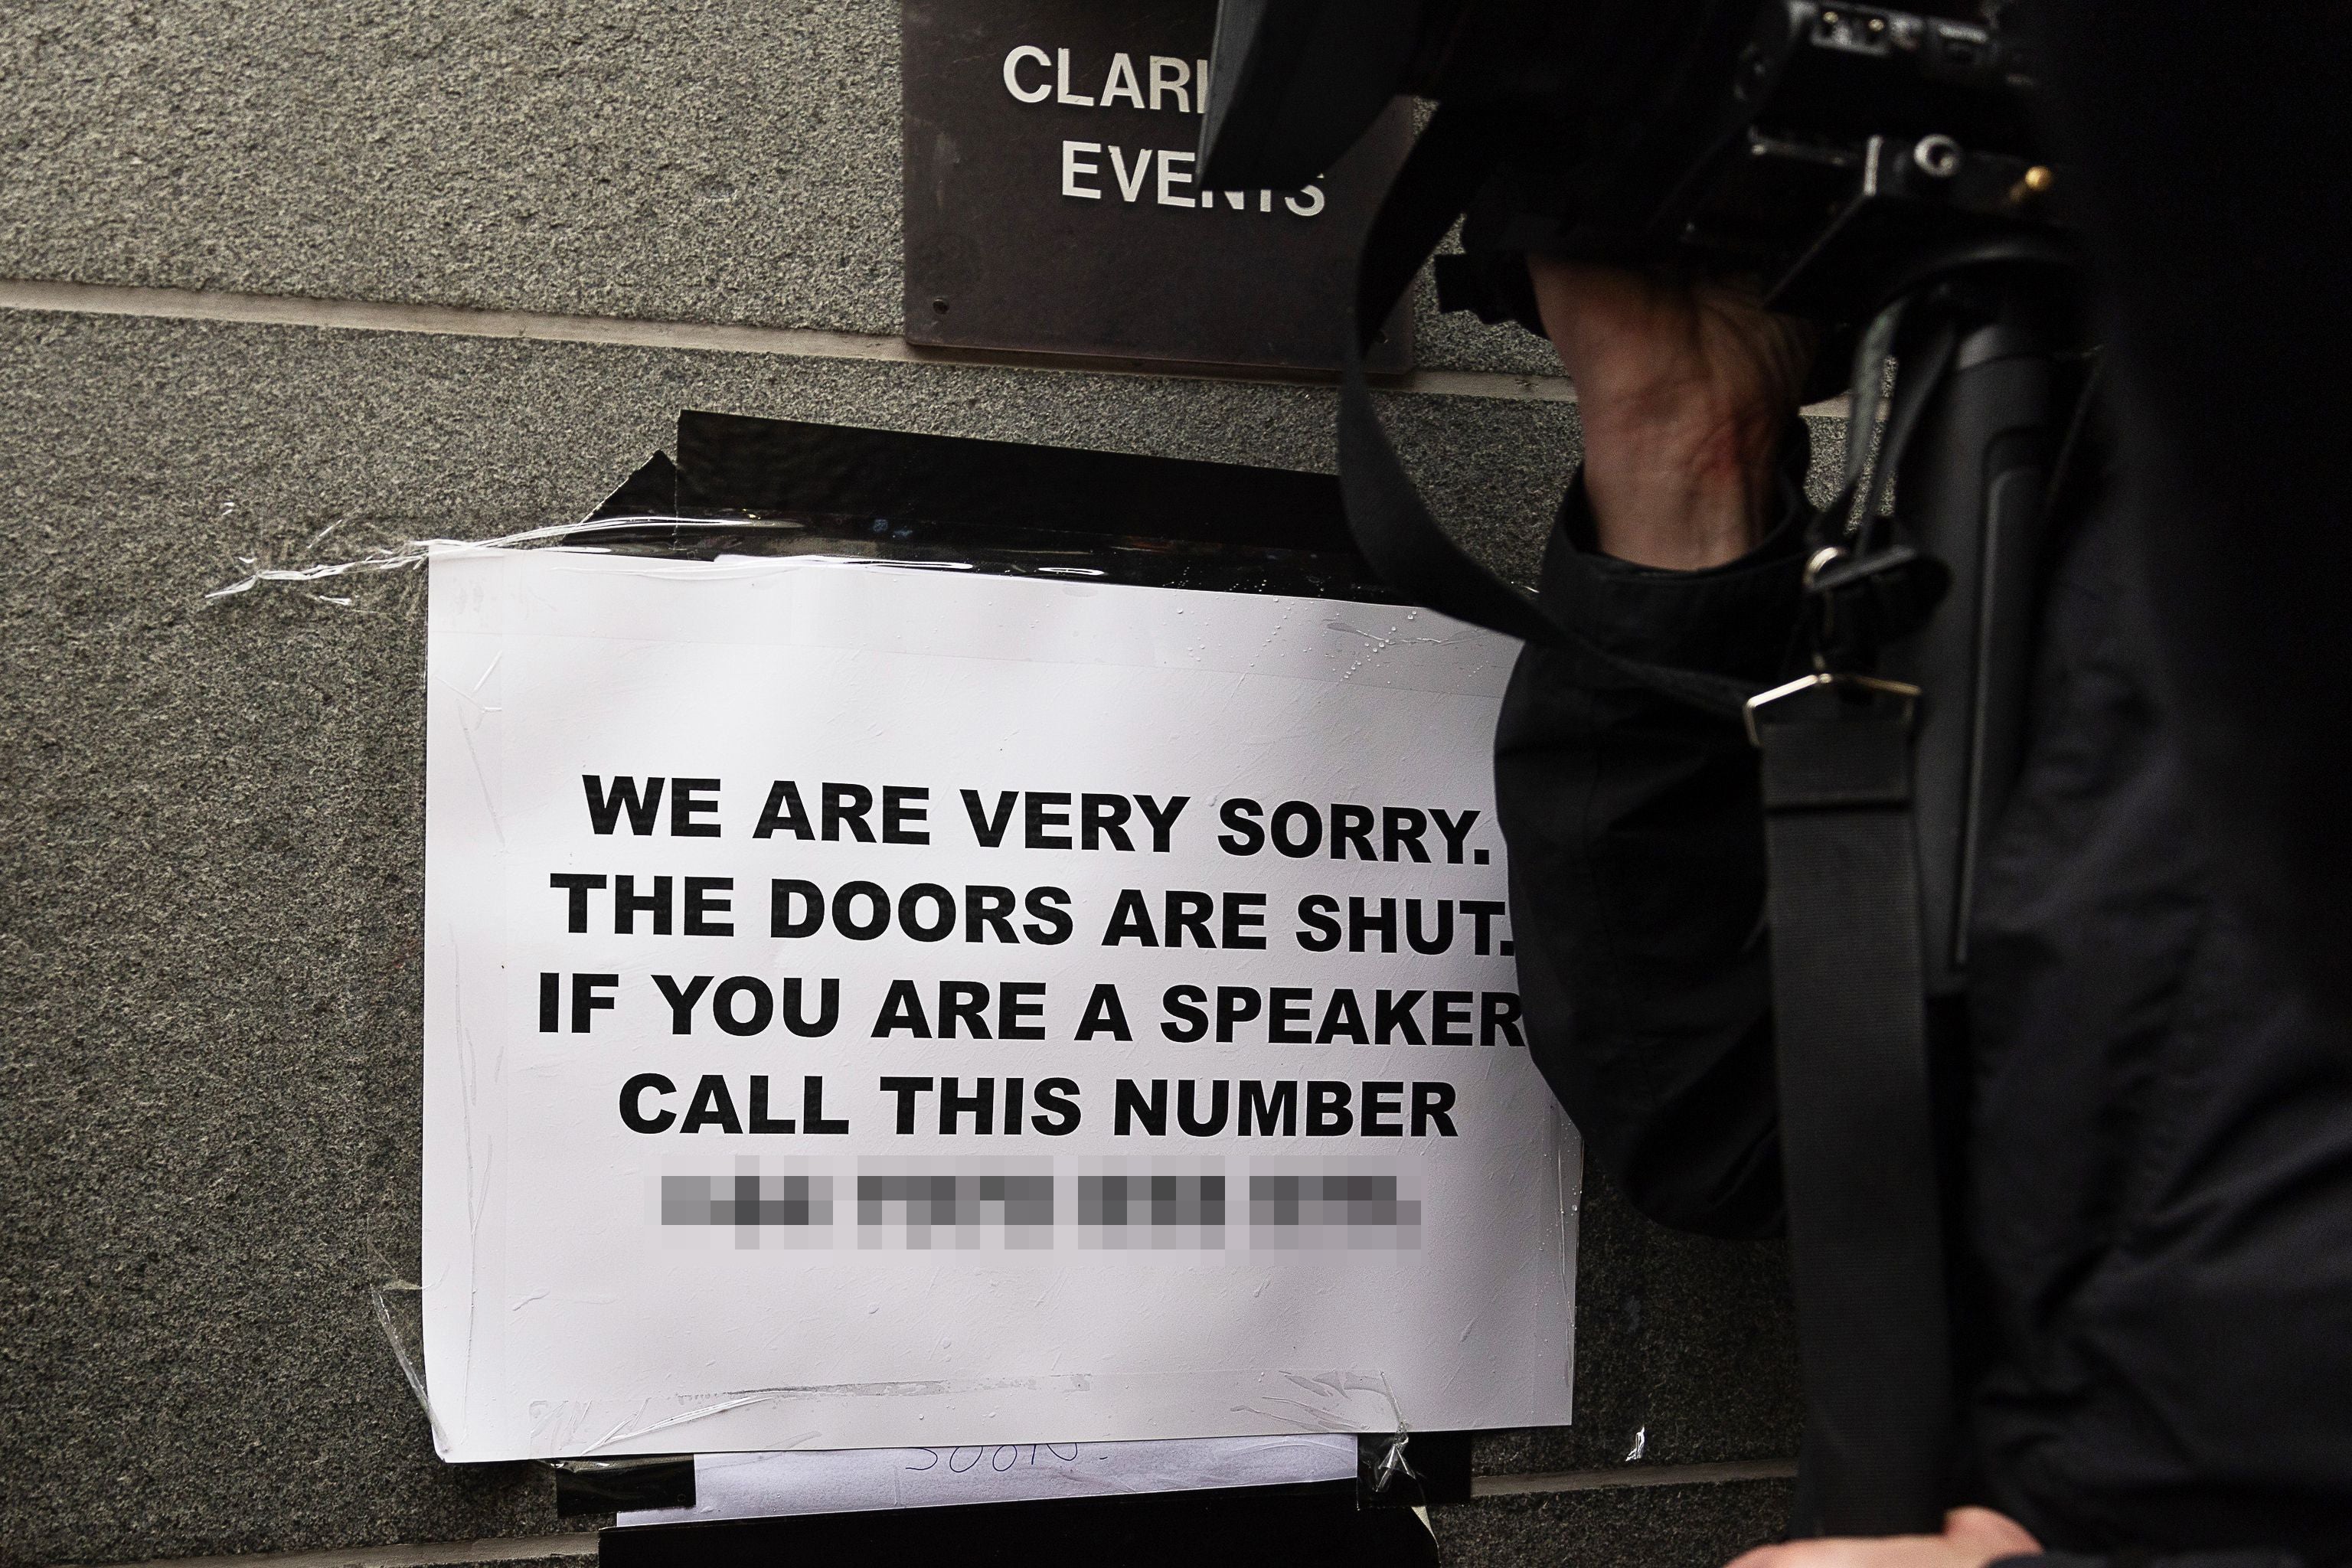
[1493,454,1811,1239]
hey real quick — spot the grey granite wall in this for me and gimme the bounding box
[0,5,1805,1564]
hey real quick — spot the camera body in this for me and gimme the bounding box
[1201,0,2059,335]
[1635,2,2053,322]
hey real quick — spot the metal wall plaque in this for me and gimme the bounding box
[901,0,1414,373]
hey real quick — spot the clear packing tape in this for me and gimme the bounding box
[374,1269,1459,1517]
[205,514,808,608]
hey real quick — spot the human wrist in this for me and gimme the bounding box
[1578,399,1787,570]
[1527,256,1810,572]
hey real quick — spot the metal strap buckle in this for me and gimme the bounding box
[1743,670,1922,748]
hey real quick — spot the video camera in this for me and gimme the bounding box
[1199,0,2056,339]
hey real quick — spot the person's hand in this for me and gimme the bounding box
[1527,255,1817,571]
[1724,1507,2043,1568]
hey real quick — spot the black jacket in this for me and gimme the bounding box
[1494,456,2352,1562]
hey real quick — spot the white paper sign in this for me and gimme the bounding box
[423,548,1578,1462]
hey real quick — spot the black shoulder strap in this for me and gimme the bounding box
[1334,103,1760,718]
[1753,691,1952,1536]
[1338,103,1566,647]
